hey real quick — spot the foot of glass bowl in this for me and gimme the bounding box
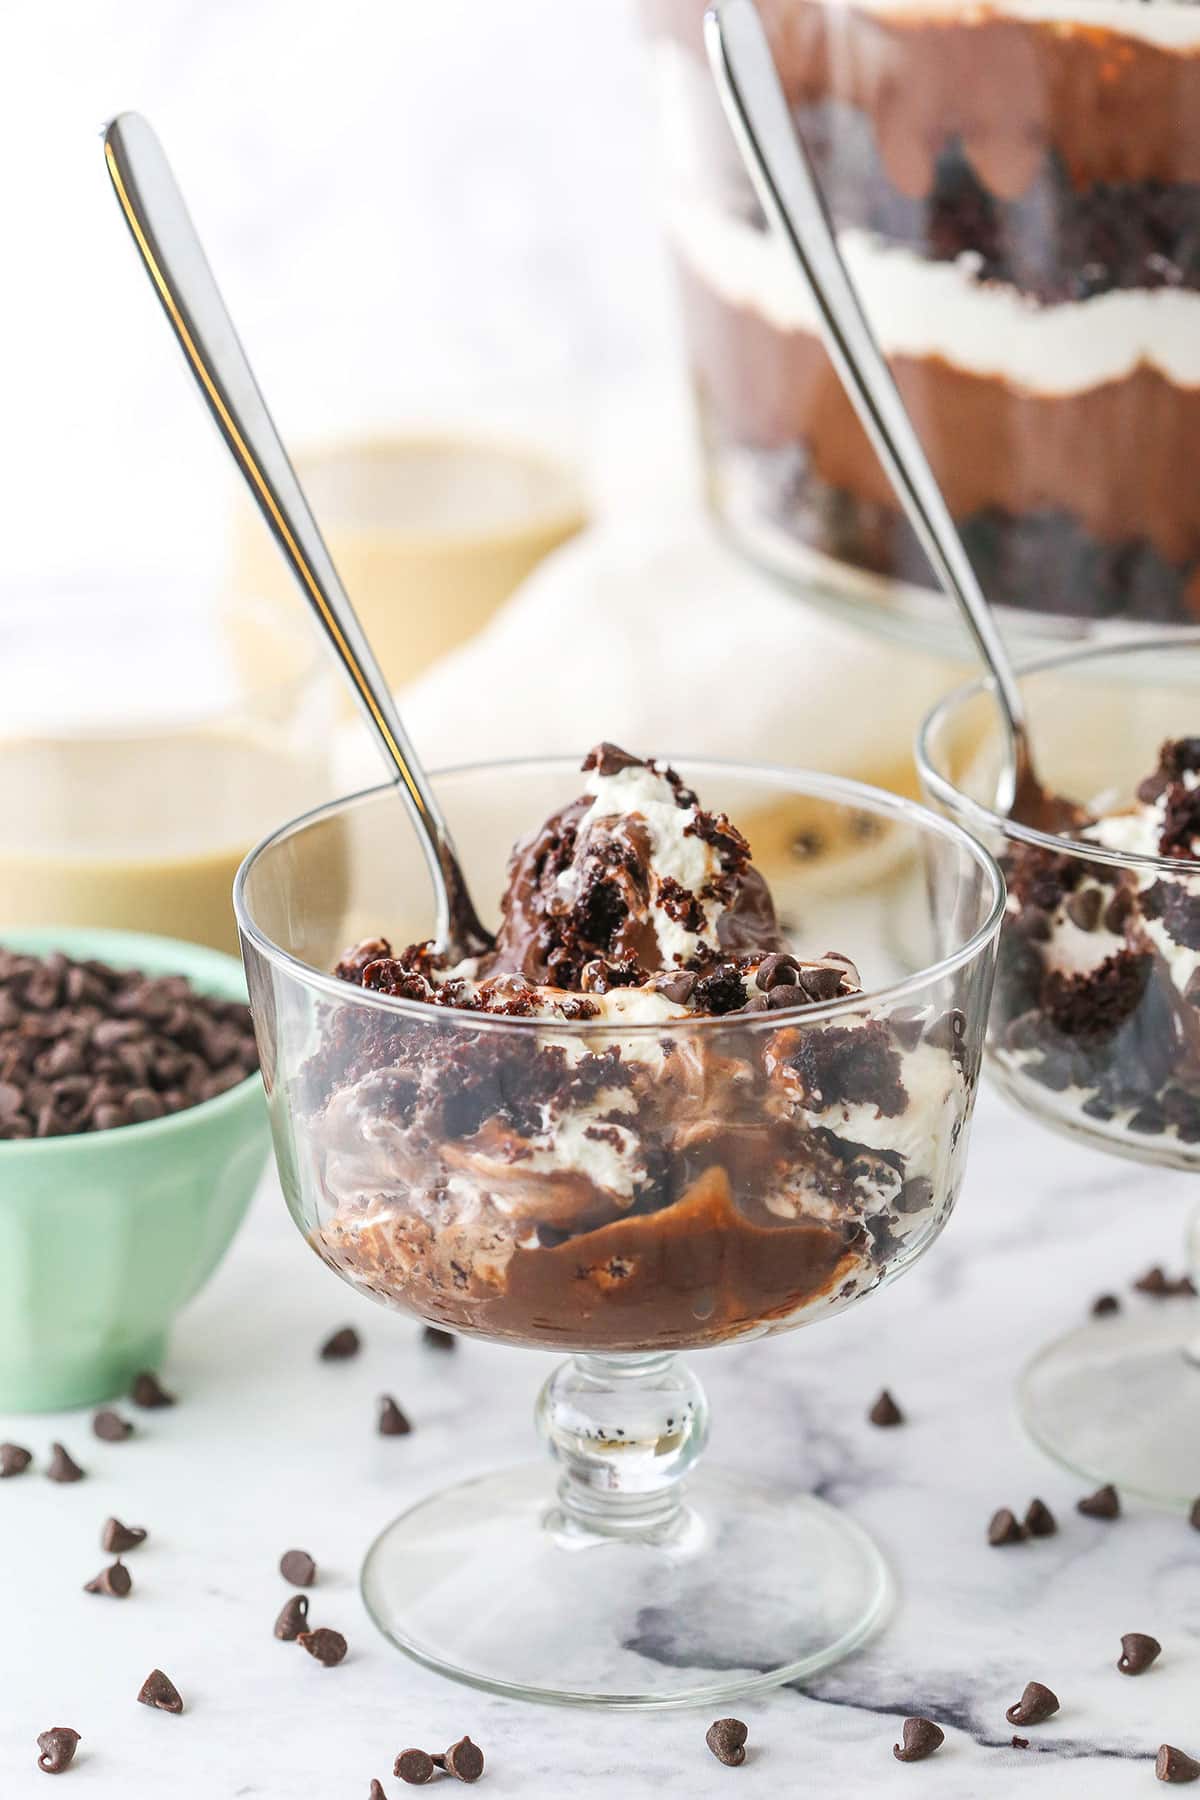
[360,1354,892,1707]
[1020,1308,1200,1508]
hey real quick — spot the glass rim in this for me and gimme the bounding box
[232,755,1006,1036]
[916,629,1200,876]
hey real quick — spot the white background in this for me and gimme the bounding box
[3,0,680,603]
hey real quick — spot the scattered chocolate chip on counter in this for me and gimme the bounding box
[1023,1498,1057,1538]
[274,1595,309,1641]
[868,1389,903,1427]
[1011,1736,1029,1750]
[92,1409,133,1442]
[1133,1267,1196,1299]
[0,946,257,1139]
[1158,1745,1200,1784]
[280,1548,317,1587]
[422,1326,456,1352]
[0,1441,32,1477]
[102,1517,147,1554]
[395,1748,437,1785]
[46,1444,85,1484]
[297,1627,347,1667]
[705,1718,748,1766]
[319,1326,360,1362]
[1091,1293,1120,1318]
[369,1783,388,1800]
[444,1736,485,1783]
[378,1395,412,1438]
[893,1718,944,1763]
[1005,1682,1059,1727]
[988,1507,1026,1546]
[130,1370,175,1409]
[1190,1496,1200,1532]
[1077,1483,1120,1519]
[1118,1632,1162,1675]
[84,1559,132,1598]
[137,1669,184,1714]
[36,1727,80,1774]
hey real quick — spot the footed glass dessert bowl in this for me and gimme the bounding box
[235,753,1002,1707]
[918,635,1200,1507]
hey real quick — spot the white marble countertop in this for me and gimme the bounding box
[1,1086,1197,1797]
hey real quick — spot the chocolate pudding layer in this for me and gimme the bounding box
[305,748,969,1350]
[647,0,1200,626]
[995,737,1200,1148]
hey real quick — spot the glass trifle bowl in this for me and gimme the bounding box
[918,634,1200,1506]
[235,755,1002,1707]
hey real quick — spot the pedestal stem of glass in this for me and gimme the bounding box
[536,1352,709,1541]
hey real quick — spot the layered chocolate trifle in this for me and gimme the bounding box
[646,0,1200,627]
[302,746,970,1350]
[995,737,1200,1148]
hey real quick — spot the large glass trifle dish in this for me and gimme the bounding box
[235,749,1002,1706]
[644,0,1200,641]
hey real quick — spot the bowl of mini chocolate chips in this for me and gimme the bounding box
[0,929,267,1410]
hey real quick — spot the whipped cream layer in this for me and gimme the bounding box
[666,186,1200,396]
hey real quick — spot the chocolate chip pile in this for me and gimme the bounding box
[0,946,258,1139]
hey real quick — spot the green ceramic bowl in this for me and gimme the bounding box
[0,928,269,1411]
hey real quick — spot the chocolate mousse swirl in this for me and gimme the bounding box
[306,747,968,1350]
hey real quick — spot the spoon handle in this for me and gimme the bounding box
[705,0,1030,787]
[103,111,490,953]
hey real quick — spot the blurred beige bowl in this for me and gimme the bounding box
[229,433,587,691]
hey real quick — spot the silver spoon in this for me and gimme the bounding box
[705,0,1052,825]
[102,111,494,958]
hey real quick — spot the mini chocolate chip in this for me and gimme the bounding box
[102,1517,147,1553]
[893,1718,944,1762]
[868,1389,903,1427]
[1158,1745,1200,1784]
[655,971,696,1006]
[395,1747,437,1784]
[137,1669,183,1713]
[1023,1498,1057,1538]
[1190,1496,1200,1532]
[280,1549,316,1586]
[1118,1632,1162,1675]
[1011,1736,1029,1749]
[1135,1266,1171,1295]
[0,1442,32,1477]
[319,1326,360,1361]
[988,1507,1027,1546]
[93,1409,133,1442]
[705,1718,747,1766]
[369,1783,387,1800]
[423,1326,456,1352]
[130,1370,175,1408]
[84,1558,132,1598]
[46,1443,85,1483]
[755,952,799,992]
[896,1175,934,1215]
[766,982,805,1010]
[36,1727,80,1774]
[1005,1682,1059,1726]
[796,964,846,1002]
[444,1737,484,1783]
[274,1594,309,1640]
[297,1627,347,1666]
[1092,1294,1120,1317]
[1077,1484,1120,1519]
[1065,889,1102,932]
[584,742,642,778]
[378,1396,412,1437]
